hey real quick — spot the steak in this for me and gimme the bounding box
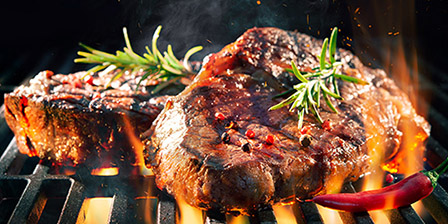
[4,69,186,167]
[145,27,430,213]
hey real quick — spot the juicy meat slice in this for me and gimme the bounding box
[144,27,430,212]
[4,70,185,167]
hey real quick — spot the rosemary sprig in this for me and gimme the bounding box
[269,27,368,129]
[74,25,202,92]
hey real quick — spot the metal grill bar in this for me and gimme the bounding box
[1,134,445,224]
[0,116,447,223]
[422,184,448,224]
[157,192,176,224]
[297,201,324,223]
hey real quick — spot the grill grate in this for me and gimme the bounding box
[0,136,447,224]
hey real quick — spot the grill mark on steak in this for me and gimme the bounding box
[144,27,430,213]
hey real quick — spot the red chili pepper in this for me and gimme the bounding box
[245,129,255,139]
[312,157,448,212]
[215,112,226,121]
[265,134,275,145]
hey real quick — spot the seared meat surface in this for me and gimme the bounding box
[4,70,184,166]
[144,27,429,213]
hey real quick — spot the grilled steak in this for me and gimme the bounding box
[4,70,186,167]
[144,27,430,213]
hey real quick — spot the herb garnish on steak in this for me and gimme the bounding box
[144,27,429,213]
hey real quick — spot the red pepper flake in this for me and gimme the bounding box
[20,96,28,107]
[385,173,394,183]
[92,92,102,100]
[84,75,94,85]
[43,70,54,79]
[61,77,70,84]
[215,112,226,121]
[300,125,311,134]
[164,99,173,110]
[322,119,333,131]
[73,79,83,88]
[265,134,274,145]
[245,129,255,139]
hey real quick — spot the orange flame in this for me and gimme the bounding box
[344,0,428,221]
[121,115,153,176]
[272,203,298,224]
[91,167,119,176]
[316,206,344,224]
[76,197,114,224]
[176,197,203,224]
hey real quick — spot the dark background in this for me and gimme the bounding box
[0,0,446,105]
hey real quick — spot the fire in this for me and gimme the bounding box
[316,206,343,224]
[227,214,249,224]
[272,203,298,224]
[135,196,158,223]
[176,197,203,224]
[76,197,114,224]
[91,167,119,176]
[121,115,153,176]
[342,0,429,222]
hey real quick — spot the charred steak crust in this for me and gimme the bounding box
[4,70,179,166]
[144,28,429,212]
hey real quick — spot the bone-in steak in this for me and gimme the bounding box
[4,70,184,167]
[144,27,429,213]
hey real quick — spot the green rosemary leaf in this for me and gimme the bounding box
[161,63,183,75]
[115,50,133,64]
[136,70,157,91]
[334,73,369,85]
[320,81,342,99]
[273,89,295,98]
[330,75,340,96]
[291,61,308,83]
[297,109,305,129]
[332,62,343,67]
[123,27,133,52]
[79,43,117,61]
[269,91,300,111]
[163,52,183,71]
[307,81,317,105]
[167,45,181,65]
[183,46,203,72]
[310,103,323,123]
[74,58,96,64]
[151,76,182,94]
[269,26,366,127]
[329,27,338,64]
[152,26,163,64]
[291,89,306,111]
[293,82,307,90]
[75,25,202,92]
[320,38,328,70]
[76,51,104,63]
[123,48,148,65]
[82,65,107,79]
[323,91,338,113]
[315,81,321,108]
[144,46,156,63]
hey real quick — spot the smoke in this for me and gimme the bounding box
[127,0,346,61]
